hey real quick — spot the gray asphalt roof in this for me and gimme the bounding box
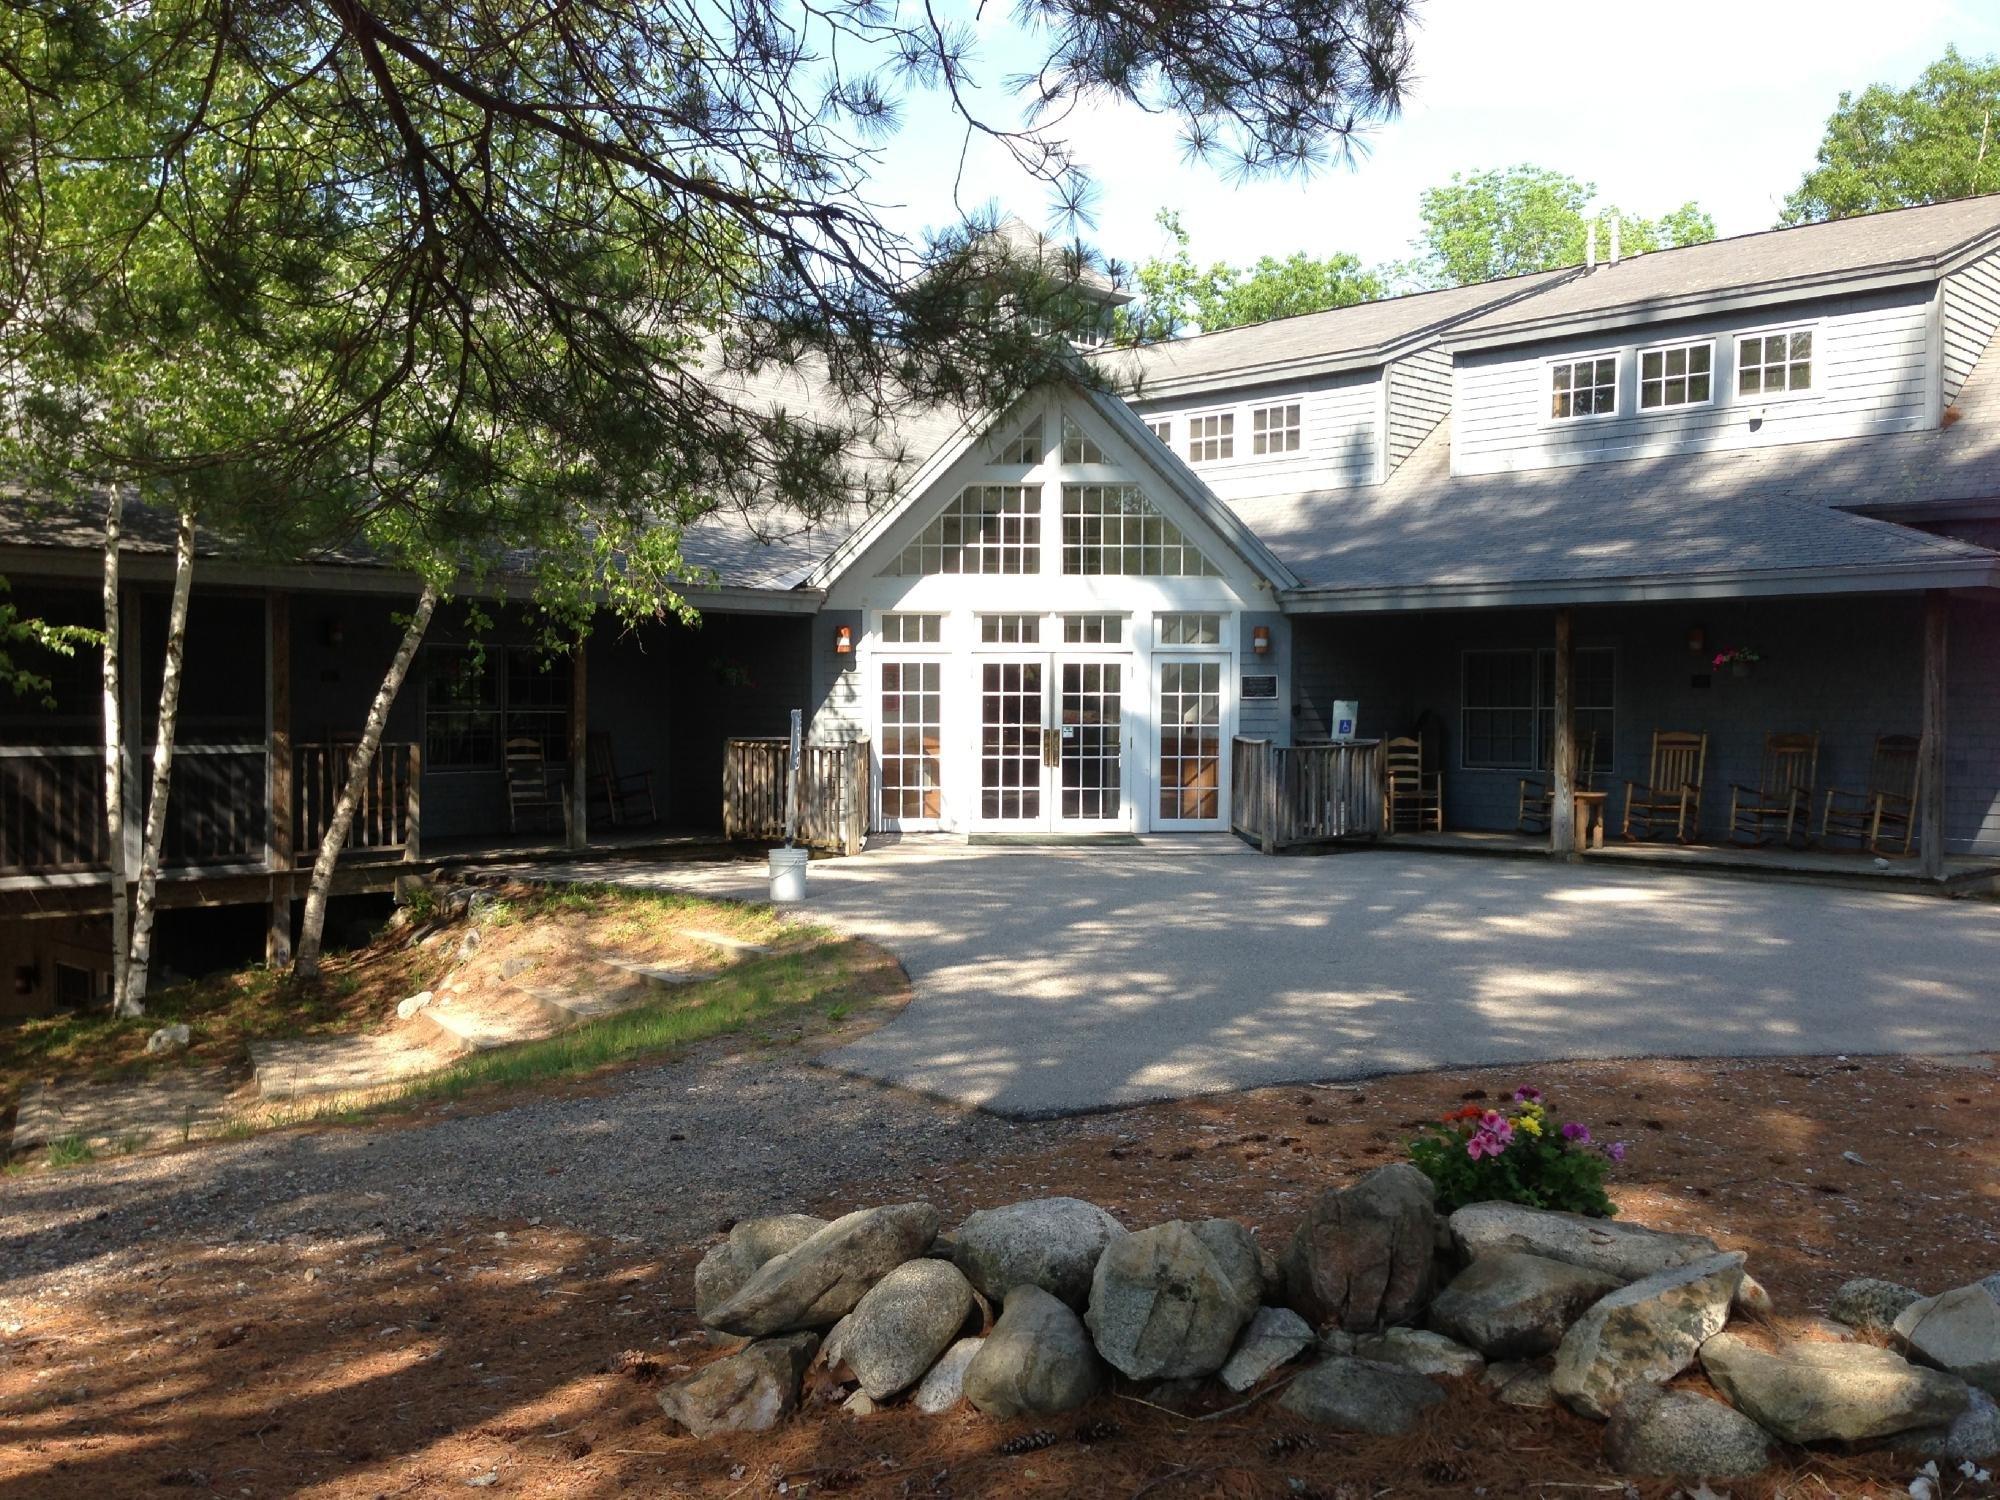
[1447,195,2000,346]
[1088,270,1577,395]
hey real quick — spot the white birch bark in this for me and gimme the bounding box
[121,507,197,1010]
[293,581,439,977]
[100,488,130,1015]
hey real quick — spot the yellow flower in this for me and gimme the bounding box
[1516,1114,1543,1137]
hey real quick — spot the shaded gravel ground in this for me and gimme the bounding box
[0,1041,1092,1309]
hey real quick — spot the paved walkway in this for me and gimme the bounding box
[527,840,2000,1118]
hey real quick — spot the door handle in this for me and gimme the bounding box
[1043,727,1059,768]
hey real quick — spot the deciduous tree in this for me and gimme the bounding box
[1118,210,1384,340]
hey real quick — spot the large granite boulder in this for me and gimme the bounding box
[912,1337,984,1416]
[1281,1164,1437,1333]
[1427,1250,1621,1359]
[823,1259,975,1399]
[704,1203,938,1337]
[1894,1283,2000,1396]
[952,1198,1127,1309]
[1449,1203,1719,1284]
[1218,1306,1315,1393]
[1551,1252,1744,1418]
[963,1285,1102,1417]
[1901,1386,2000,1464]
[1354,1327,1484,1379]
[657,1333,819,1437]
[1829,1275,1924,1334]
[1278,1356,1445,1435]
[694,1215,828,1324]
[1604,1385,1773,1479]
[1702,1330,1970,1443]
[1087,1219,1262,1380]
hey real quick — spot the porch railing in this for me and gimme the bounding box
[722,737,871,856]
[295,742,420,860]
[1230,736,1383,853]
[0,746,108,873]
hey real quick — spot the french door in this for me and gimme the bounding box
[977,657,1129,831]
[1154,657,1226,828]
[878,659,944,830]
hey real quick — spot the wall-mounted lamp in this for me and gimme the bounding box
[1251,625,1271,656]
[834,624,853,655]
[323,618,345,648]
[1685,624,1706,655]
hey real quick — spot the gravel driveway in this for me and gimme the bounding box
[531,839,2000,1117]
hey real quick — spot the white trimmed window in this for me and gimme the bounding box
[1061,414,1105,464]
[979,613,1041,644]
[886,485,1039,575]
[1737,329,1813,396]
[996,416,1042,464]
[1063,613,1124,644]
[1639,342,1713,410]
[1550,355,1617,419]
[1156,612,1222,646]
[1251,402,1301,454]
[1061,485,1223,577]
[879,613,942,644]
[1145,417,1171,445]
[1188,412,1233,462]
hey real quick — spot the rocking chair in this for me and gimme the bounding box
[1517,731,1600,835]
[1728,732,1819,846]
[588,731,658,827]
[1383,735,1443,833]
[1819,734,1920,857]
[1621,730,1709,843]
[504,737,568,835]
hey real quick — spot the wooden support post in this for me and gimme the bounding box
[568,640,588,851]
[404,742,423,862]
[1261,742,1279,856]
[1919,589,1948,880]
[265,592,293,965]
[1551,607,1576,856]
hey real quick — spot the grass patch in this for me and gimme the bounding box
[380,936,896,1109]
[43,1133,95,1168]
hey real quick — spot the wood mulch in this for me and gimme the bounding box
[2,1050,1996,1499]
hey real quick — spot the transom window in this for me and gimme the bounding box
[1462,647,1616,771]
[1639,342,1712,409]
[996,416,1042,465]
[1188,412,1233,462]
[1145,418,1171,445]
[1062,613,1124,644]
[1156,612,1222,646]
[1061,414,1105,464]
[1550,356,1617,419]
[1062,485,1223,577]
[1738,329,1813,395]
[879,612,942,644]
[1251,402,1301,454]
[886,485,1039,576]
[979,613,1041,644]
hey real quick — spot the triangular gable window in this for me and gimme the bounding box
[1061,414,1104,464]
[995,415,1042,465]
[1061,484,1222,577]
[882,484,1040,576]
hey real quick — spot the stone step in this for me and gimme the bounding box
[604,956,703,987]
[417,998,559,1054]
[514,983,649,1029]
[680,929,774,956]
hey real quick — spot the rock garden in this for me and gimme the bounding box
[663,1087,2000,1492]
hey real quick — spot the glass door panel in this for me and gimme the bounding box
[1157,658,1223,823]
[980,659,1044,822]
[879,660,942,827]
[1058,660,1122,823]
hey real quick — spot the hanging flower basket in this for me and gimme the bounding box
[1713,646,1760,679]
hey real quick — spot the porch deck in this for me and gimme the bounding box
[1376,828,2000,896]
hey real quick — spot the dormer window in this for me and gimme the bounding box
[1251,402,1301,454]
[1188,412,1234,462]
[1738,329,1813,395]
[1550,355,1617,419]
[1639,341,1713,409]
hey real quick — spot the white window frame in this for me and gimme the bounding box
[1544,350,1621,424]
[1250,401,1302,455]
[1636,339,1715,413]
[1186,409,1235,463]
[876,611,947,647]
[1151,611,1229,649]
[1144,417,1172,446]
[1734,322,1819,403]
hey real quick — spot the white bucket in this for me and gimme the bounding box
[768,846,810,903]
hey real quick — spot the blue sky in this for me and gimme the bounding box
[863,0,2000,275]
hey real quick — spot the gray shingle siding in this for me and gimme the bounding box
[1942,249,2000,406]
[1386,345,1451,474]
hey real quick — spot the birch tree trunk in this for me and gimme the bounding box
[121,507,198,1010]
[293,581,439,978]
[100,489,130,1015]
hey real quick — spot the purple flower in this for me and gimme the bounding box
[1602,1140,1628,1163]
[1511,1086,1543,1103]
[1560,1121,1591,1144]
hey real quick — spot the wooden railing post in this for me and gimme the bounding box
[265,592,293,964]
[567,639,588,852]
[404,742,423,862]
[1262,742,1279,855]
[1551,607,1576,857]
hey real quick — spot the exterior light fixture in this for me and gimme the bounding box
[1686,624,1705,655]
[1251,625,1271,655]
[834,624,853,655]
